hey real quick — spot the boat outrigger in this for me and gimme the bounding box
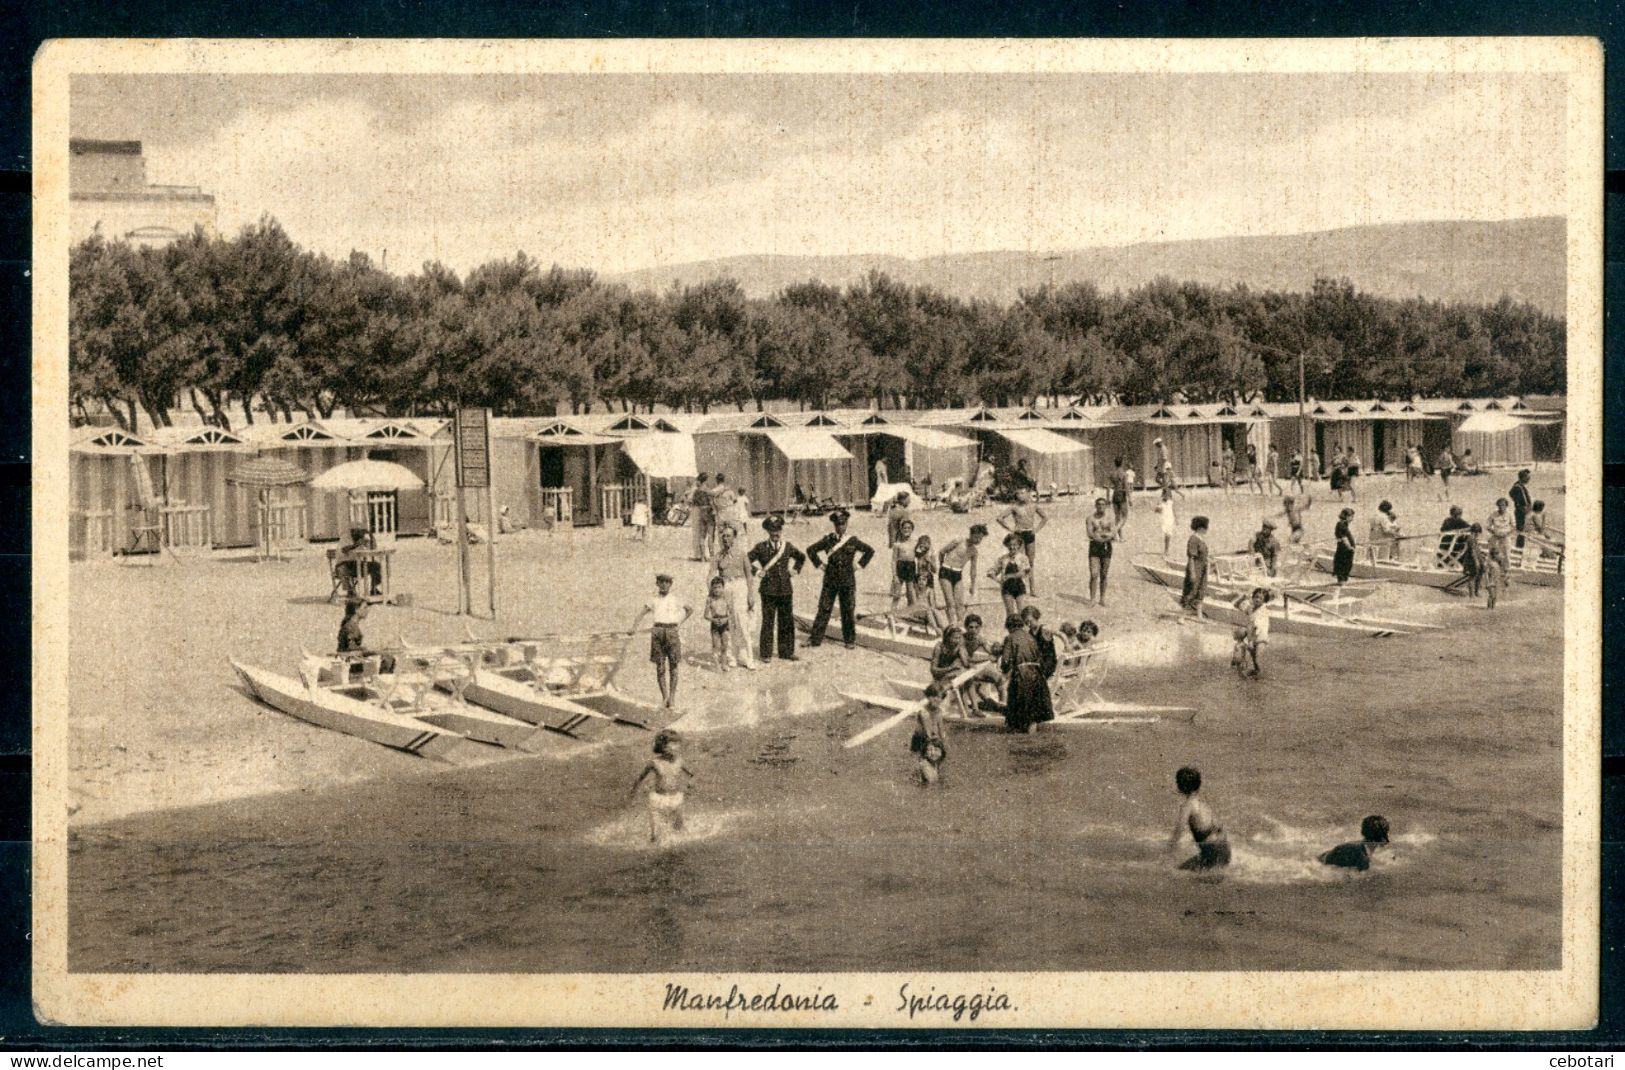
[838,643,1195,746]
[795,610,937,659]
[1167,588,1437,639]
[1127,555,1378,605]
[401,633,657,737]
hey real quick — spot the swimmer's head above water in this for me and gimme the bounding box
[1361,815,1390,844]
[1175,766,1202,796]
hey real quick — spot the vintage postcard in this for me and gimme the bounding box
[31,38,1601,1030]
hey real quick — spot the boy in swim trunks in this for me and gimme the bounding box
[1279,493,1311,545]
[1320,815,1390,871]
[703,576,731,671]
[1230,586,1271,677]
[1168,766,1230,871]
[631,573,693,711]
[1086,496,1116,605]
[937,524,986,626]
[630,730,695,844]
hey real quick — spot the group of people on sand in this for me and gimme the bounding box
[686,472,752,561]
[1166,767,1393,874]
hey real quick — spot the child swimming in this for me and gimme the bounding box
[1320,815,1391,871]
[1229,586,1271,677]
[630,730,696,845]
[910,683,949,785]
[1168,766,1231,871]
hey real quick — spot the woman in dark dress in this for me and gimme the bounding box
[1332,507,1357,585]
[998,613,1054,734]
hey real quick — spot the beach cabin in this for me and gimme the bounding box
[1445,399,1538,469]
[143,425,259,548]
[1103,403,1271,487]
[240,418,445,541]
[948,408,1092,495]
[601,413,700,523]
[711,411,865,514]
[851,411,980,497]
[492,418,623,528]
[1518,396,1566,463]
[69,427,162,557]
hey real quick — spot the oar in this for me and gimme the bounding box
[841,662,981,748]
[842,703,923,749]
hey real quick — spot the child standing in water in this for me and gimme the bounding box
[630,731,695,844]
[703,576,732,670]
[911,683,948,785]
[1230,586,1271,677]
[1320,815,1391,871]
[1167,766,1231,871]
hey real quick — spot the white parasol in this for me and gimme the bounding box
[310,459,425,492]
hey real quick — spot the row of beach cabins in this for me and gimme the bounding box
[69,396,1565,558]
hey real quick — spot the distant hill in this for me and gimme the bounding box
[607,217,1565,315]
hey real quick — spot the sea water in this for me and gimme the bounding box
[68,592,1563,974]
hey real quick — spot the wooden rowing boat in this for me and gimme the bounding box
[400,640,655,736]
[795,611,936,659]
[840,687,1196,731]
[1310,551,1469,592]
[231,660,497,764]
[1128,556,1378,604]
[1168,594,1418,639]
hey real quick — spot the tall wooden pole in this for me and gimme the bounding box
[484,480,497,617]
[1297,350,1308,463]
[455,483,471,615]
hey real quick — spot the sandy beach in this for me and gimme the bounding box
[68,464,1565,827]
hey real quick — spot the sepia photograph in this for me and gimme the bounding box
[30,38,1600,1030]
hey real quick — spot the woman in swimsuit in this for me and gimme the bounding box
[1168,766,1230,871]
[937,524,987,626]
[988,532,1032,618]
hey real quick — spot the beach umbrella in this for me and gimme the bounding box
[310,459,425,492]
[225,455,309,489]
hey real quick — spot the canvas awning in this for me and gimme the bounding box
[619,433,699,479]
[1457,412,1528,434]
[990,428,1090,455]
[766,429,854,462]
[877,426,978,451]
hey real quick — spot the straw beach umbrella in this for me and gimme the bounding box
[226,456,309,559]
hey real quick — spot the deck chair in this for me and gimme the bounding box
[325,548,355,602]
[1049,644,1111,715]
[123,454,167,563]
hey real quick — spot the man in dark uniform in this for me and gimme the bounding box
[806,509,875,649]
[1509,468,1533,548]
[749,514,806,662]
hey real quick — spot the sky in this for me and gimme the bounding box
[69,72,1567,277]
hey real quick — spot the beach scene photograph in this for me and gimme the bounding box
[31,40,1601,1028]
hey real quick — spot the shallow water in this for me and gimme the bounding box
[68,583,1562,974]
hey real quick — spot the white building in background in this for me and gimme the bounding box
[69,138,216,248]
